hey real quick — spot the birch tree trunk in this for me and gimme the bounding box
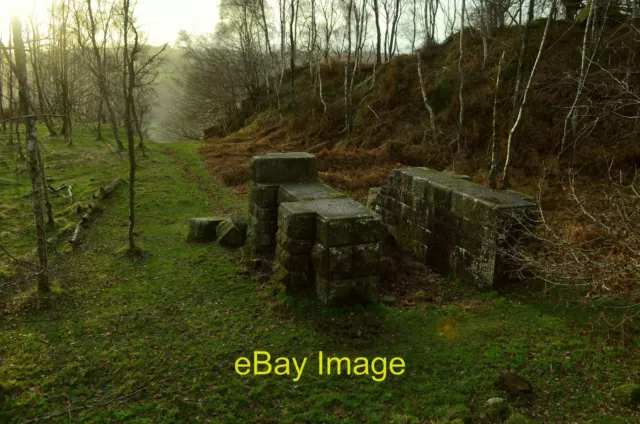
[559,0,609,155]
[458,0,466,150]
[5,18,49,292]
[489,51,505,189]
[0,55,4,133]
[372,0,382,65]
[512,0,535,119]
[29,18,58,137]
[344,0,353,137]
[502,0,556,189]
[122,0,138,252]
[416,50,436,135]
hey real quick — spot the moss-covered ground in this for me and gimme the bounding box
[1,129,638,423]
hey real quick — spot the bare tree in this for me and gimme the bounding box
[122,0,138,252]
[502,0,556,189]
[1,18,49,292]
[74,0,125,151]
[489,51,505,189]
[416,50,436,134]
[458,0,466,150]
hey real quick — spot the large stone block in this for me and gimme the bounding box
[276,230,314,254]
[251,203,278,221]
[250,152,318,184]
[273,263,312,292]
[278,202,316,240]
[246,214,277,252]
[249,183,279,209]
[187,217,224,242]
[352,243,380,277]
[311,243,353,280]
[306,198,380,247]
[275,246,312,272]
[352,215,384,244]
[449,186,536,227]
[278,182,345,204]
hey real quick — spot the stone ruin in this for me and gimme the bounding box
[244,153,537,304]
[368,168,537,289]
[246,153,384,306]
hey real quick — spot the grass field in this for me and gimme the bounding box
[1,129,639,423]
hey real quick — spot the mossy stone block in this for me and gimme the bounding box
[188,217,224,242]
[217,216,248,248]
[278,202,316,239]
[249,183,279,209]
[250,152,318,184]
[278,182,345,203]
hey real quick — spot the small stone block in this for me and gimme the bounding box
[188,217,224,241]
[217,216,248,248]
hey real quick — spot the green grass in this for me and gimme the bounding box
[1,128,639,423]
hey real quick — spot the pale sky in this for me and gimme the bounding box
[0,0,220,46]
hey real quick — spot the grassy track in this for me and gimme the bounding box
[1,131,638,423]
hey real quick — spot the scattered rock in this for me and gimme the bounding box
[613,383,640,407]
[498,372,533,395]
[217,216,248,248]
[381,295,396,305]
[188,217,224,242]
[484,398,510,422]
[505,412,537,424]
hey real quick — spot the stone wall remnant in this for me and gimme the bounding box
[369,168,537,289]
[246,152,383,305]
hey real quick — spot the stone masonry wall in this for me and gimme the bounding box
[247,153,384,306]
[369,168,537,289]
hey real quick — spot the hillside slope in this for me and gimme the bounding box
[200,20,640,197]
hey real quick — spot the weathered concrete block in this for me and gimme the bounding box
[276,246,312,272]
[278,182,345,204]
[449,186,536,227]
[311,243,353,280]
[249,183,279,209]
[188,217,224,242]
[305,198,377,247]
[352,215,384,244]
[278,202,316,239]
[352,243,380,277]
[250,152,318,184]
[251,203,278,221]
[217,216,248,248]
[276,230,314,254]
[246,214,277,252]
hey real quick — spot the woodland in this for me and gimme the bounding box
[0,0,639,421]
